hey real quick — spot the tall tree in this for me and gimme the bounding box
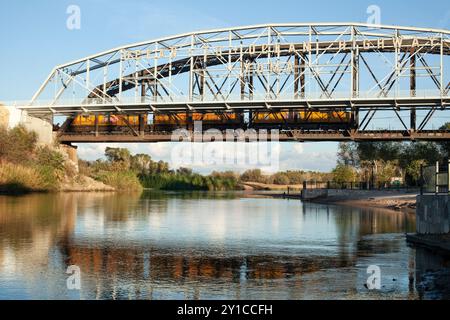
[337,142,359,166]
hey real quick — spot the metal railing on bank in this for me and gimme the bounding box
[301,180,419,192]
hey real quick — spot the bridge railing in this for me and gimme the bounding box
[7,89,448,109]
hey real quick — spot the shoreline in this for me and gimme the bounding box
[308,197,417,214]
[259,190,418,214]
[407,234,450,255]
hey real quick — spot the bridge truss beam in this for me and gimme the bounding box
[8,23,450,141]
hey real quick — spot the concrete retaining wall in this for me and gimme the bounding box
[416,195,450,234]
[302,188,416,201]
[0,104,53,145]
[21,113,54,145]
[301,189,328,200]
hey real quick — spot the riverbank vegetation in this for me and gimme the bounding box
[332,125,450,187]
[140,170,239,191]
[80,148,334,192]
[0,126,68,194]
[80,148,239,191]
[1,126,332,194]
[240,169,332,186]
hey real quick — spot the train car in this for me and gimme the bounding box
[153,112,244,131]
[69,114,148,134]
[252,111,291,125]
[298,111,352,129]
[251,110,353,130]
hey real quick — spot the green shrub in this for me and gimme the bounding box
[240,169,266,183]
[0,126,37,164]
[139,172,238,191]
[96,171,143,191]
[35,146,65,172]
[271,173,291,185]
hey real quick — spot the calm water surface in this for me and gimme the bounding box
[0,191,449,300]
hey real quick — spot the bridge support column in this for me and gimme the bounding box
[351,49,360,129]
[141,81,147,103]
[293,55,299,120]
[410,48,417,132]
[293,54,306,121]
[139,114,145,136]
[199,59,205,101]
[139,82,147,137]
[94,115,99,137]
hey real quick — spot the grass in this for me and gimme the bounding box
[95,171,143,192]
[0,162,58,194]
[140,173,239,191]
[0,126,71,194]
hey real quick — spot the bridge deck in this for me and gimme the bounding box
[57,130,450,143]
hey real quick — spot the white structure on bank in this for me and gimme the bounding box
[0,103,54,145]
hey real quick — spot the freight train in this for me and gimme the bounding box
[153,112,244,131]
[64,110,353,134]
[251,110,353,130]
[67,114,148,133]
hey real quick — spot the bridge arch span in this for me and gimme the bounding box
[15,23,450,142]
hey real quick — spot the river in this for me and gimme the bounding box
[0,191,449,300]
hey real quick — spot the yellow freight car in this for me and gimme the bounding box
[252,110,352,129]
[72,114,147,127]
[69,114,148,134]
[298,111,351,123]
[154,112,243,130]
[253,112,290,123]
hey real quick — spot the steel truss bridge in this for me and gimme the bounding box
[12,23,450,142]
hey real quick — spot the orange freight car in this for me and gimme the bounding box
[153,112,243,131]
[70,114,148,134]
[72,114,147,127]
[252,110,353,129]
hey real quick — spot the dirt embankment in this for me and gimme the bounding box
[60,175,115,192]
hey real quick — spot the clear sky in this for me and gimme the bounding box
[1,0,449,173]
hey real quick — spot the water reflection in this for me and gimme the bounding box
[0,191,447,300]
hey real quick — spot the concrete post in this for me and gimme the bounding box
[420,164,424,195]
[436,161,440,195]
[448,160,450,195]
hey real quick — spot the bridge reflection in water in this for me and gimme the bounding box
[1,191,448,300]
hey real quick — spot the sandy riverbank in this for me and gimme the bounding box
[260,190,418,213]
[60,175,115,192]
[313,194,417,213]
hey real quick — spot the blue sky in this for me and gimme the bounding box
[1,0,450,173]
